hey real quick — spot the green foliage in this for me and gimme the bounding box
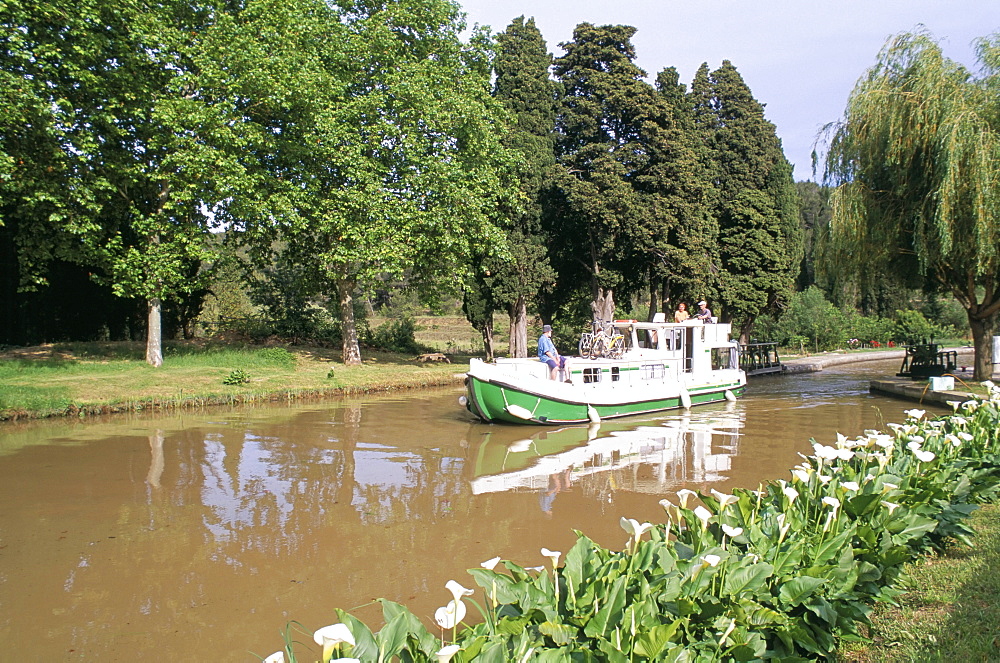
[273,386,1000,661]
[371,318,423,354]
[254,347,296,368]
[823,30,1000,378]
[894,309,944,344]
[708,62,802,341]
[783,286,849,351]
[222,369,251,385]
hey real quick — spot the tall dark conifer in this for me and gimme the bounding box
[548,23,669,323]
[481,16,558,357]
[645,66,717,317]
[707,61,801,343]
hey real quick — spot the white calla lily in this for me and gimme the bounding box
[676,488,697,509]
[481,556,501,570]
[881,501,900,514]
[436,644,462,663]
[264,652,285,663]
[783,486,799,503]
[710,488,738,508]
[914,449,936,462]
[541,547,561,567]
[619,517,654,540]
[792,469,811,483]
[701,554,722,567]
[812,443,840,460]
[722,524,743,538]
[314,623,355,662]
[840,481,860,492]
[314,623,355,648]
[822,496,841,511]
[693,505,713,529]
[434,599,467,629]
[445,579,474,605]
[904,409,926,420]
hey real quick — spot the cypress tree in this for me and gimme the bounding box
[485,16,558,357]
[707,61,801,343]
[548,23,670,323]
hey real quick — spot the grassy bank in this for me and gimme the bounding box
[0,340,469,420]
[840,503,1000,661]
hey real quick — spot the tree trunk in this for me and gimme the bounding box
[647,279,658,321]
[508,295,528,358]
[146,297,163,367]
[968,310,997,381]
[338,278,362,365]
[738,321,753,347]
[591,287,615,323]
[482,317,495,362]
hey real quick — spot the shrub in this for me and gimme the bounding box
[371,317,423,354]
[894,309,944,344]
[222,369,251,385]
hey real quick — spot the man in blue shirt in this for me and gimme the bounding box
[538,324,566,380]
[695,300,713,323]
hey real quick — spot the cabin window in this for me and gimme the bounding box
[712,347,736,370]
[642,363,665,379]
[611,366,621,382]
[583,367,602,383]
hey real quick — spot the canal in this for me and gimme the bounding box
[0,358,946,660]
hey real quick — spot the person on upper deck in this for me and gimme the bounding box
[537,324,567,380]
[673,303,689,323]
[695,300,713,322]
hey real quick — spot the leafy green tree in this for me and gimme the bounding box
[200,0,514,365]
[707,61,801,344]
[1,0,227,365]
[823,31,1000,379]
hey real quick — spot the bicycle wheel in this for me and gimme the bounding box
[591,336,607,359]
[578,333,593,358]
[608,335,624,359]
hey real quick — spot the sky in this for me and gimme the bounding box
[457,0,1000,182]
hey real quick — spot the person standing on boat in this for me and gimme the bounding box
[695,300,713,322]
[538,324,566,380]
[674,303,690,323]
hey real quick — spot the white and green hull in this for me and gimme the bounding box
[464,321,747,425]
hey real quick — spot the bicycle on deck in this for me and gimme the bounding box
[578,321,625,359]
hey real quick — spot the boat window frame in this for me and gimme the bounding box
[583,366,602,383]
[711,346,737,370]
[641,363,666,380]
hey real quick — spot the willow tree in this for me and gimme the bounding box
[823,32,1000,379]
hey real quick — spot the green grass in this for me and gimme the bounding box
[0,341,470,420]
[840,504,1000,662]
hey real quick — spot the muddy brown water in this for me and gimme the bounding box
[0,359,949,660]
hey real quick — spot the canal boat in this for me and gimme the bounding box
[462,319,746,425]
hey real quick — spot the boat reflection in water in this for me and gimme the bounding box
[469,404,744,506]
